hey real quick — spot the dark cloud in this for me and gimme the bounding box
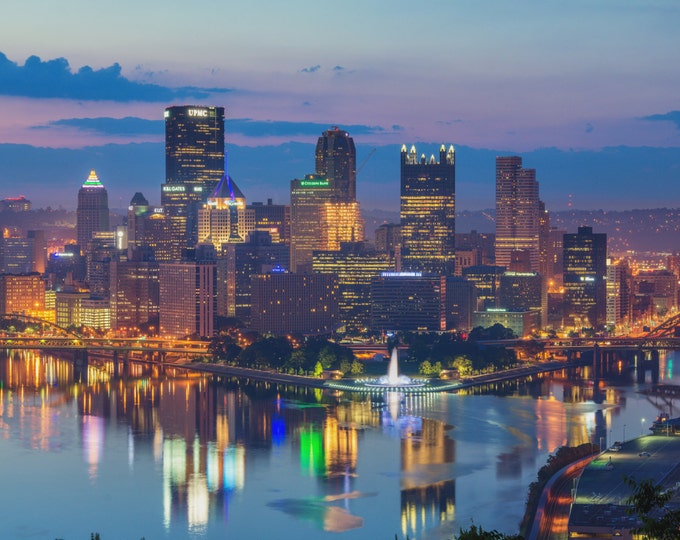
[642,111,680,130]
[0,52,232,102]
[34,117,163,136]
[333,66,345,71]
[227,119,387,137]
[300,65,321,73]
[585,122,594,133]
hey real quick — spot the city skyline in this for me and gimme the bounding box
[0,1,679,211]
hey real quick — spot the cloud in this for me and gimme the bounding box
[585,122,594,133]
[642,111,680,130]
[33,117,163,136]
[29,116,396,139]
[0,52,232,102]
[300,65,321,73]
[227,119,389,137]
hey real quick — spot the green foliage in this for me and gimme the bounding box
[313,360,324,377]
[350,358,365,375]
[399,332,517,376]
[454,524,524,540]
[625,476,680,539]
[468,324,516,341]
[418,360,442,376]
[452,355,473,376]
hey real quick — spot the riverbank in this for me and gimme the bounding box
[177,358,585,390]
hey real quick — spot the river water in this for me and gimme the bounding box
[1,350,677,540]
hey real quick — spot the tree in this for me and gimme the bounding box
[452,355,473,376]
[625,476,680,539]
[442,524,524,540]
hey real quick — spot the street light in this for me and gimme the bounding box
[641,418,646,436]
[623,424,626,442]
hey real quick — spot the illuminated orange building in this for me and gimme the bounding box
[0,273,45,317]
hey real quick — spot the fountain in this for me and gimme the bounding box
[375,348,418,387]
[324,347,460,393]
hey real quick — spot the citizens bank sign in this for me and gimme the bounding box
[188,109,209,117]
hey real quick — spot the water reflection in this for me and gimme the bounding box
[1,348,678,539]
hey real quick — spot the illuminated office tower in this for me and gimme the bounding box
[400,144,456,275]
[77,169,109,255]
[606,259,632,330]
[315,127,356,202]
[110,258,160,333]
[127,192,173,262]
[495,157,540,272]
[290,175,334,272]
[563,226,607,328]
[165,105,225,188]
[312,242,391,333]
[198,174,248,249]
[248,199,290,244]
[319,202,364,251]
[162,105,225,255]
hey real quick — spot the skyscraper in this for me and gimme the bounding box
[77,169,109,255]
[162,105,225,256]
[400,144,456,275]
[197,174,248,248]
[315,127,356,202]
[165,105,225,188]
[495,157,540,272]
[563,226,607,328]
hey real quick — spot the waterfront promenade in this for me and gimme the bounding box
[176,357,582,390]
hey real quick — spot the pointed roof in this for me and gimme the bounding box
[210,174,245,201]
[130,192,149,206]
[82,169,104,188]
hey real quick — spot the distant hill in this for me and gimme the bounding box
[363,207,680,254]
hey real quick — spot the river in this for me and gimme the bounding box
[1,349,677,540]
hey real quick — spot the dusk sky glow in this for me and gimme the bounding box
[1,0,679,211]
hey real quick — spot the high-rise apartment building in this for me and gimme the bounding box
[400,144,456,275]
[77,170,109,255]
[162,105,225,256]
[563,226,607,328]
[315,127,356,202]
[495,157,540,272]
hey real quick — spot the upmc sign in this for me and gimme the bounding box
[188,109,208,117]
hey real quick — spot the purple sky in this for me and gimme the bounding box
[0,1,679,211]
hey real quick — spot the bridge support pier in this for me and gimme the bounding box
[73,350,89,383]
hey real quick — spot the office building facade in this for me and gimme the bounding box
[495,157,540,272]
[162,105,225,255]
[563,226,607,328]
[315,127,357,202]
[400,144,456,275]
[77,170,109,255]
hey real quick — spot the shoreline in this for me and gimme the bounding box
[174,358,585,390]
